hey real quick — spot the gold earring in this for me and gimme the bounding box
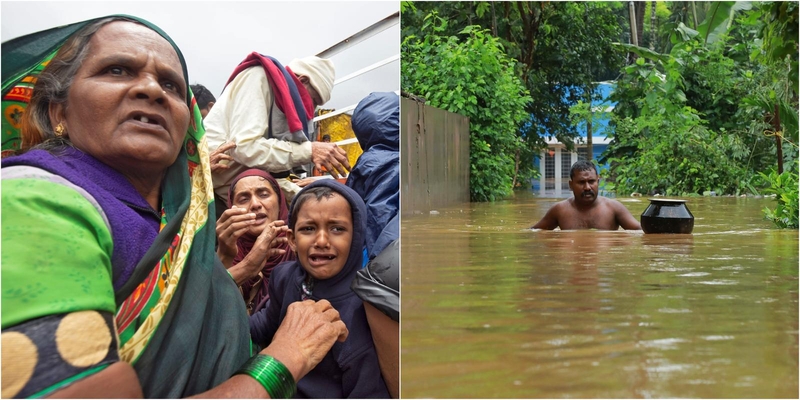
[54,123,66,137]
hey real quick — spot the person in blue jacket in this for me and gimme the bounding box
[346,92,400,260]
[351,239,399,398]
[250,180,389,398]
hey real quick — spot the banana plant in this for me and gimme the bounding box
[613,1,753,65]
[696,1,753,46]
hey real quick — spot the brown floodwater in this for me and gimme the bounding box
[401,193,798,398]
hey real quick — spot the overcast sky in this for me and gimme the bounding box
[1,1,400,111]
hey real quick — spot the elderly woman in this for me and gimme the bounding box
[1,16,347,398]
[216,169,295,314]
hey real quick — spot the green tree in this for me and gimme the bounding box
[604,1,798,223]
[603,55,747,196]
[604,2,772,195]
[751,1,799,228]
[403,2,626,171]
[402,12,532,201]
[641,1,671,51]
[569,99,614,161]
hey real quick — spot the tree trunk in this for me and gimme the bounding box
[650,1,657,51]
[583,3,594,161]
[628,1,639,63]
[635,2,646,49]
[587,114,593,161]
[516,1,541,85]
[629,2,638,46]
[512,148,520,188]
[491,1,498,37]
[774,103,784,174]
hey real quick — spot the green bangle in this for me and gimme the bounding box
[235,354,297,398]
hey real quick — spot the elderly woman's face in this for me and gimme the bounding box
[53,21,190,176]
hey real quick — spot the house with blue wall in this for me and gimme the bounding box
[532,81,616,197]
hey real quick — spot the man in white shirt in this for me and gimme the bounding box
[204,55,350,211]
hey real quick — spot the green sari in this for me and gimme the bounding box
[1,15,250,397]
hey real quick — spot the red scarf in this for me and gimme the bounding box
[227,169,295,312]
[225,52,314,134]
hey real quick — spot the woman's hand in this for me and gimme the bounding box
[250,220,290,259]
[190,300,348,399]
[262,299,349,381]
[210,142,236,173]
[227,220,289,286]
[216,206,255,268]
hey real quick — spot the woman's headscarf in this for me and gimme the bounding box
[227,168,295,311]
[1,15,250,397]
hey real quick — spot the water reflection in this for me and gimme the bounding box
[402,193,798,398]
[641,234,695,255]
[532,231,638,310]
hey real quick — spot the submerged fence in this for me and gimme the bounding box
[401,98,470,215]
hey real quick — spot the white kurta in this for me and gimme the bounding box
[204,66,312,200]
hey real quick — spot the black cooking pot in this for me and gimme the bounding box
[640,198,694,234]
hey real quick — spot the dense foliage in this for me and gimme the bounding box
[603,1,798,209]
[401,12,531,201]
[760,164,799,228]
[402,1,626,200]
[403,2,625,148]
[603,39,760,195]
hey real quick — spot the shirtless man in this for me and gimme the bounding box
[532,160,642,230]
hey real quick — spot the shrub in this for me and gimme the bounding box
[402,13,532,201]
[760,163,799,229]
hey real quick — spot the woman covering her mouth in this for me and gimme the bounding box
[218,168,296,315]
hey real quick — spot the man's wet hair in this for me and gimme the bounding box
[191,83,216,109]
[570,160,597,180]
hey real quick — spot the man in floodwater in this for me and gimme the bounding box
[532,160,642,230]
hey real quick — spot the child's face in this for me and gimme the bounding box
[288,193,353,280]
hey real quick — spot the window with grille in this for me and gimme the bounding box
[545,150,555,190]
[577,146,588,161]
